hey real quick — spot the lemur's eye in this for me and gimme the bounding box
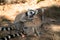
[28,11,35,16]
[30,11,35,14]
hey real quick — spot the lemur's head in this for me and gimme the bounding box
[14,9,39,23]
[25,9,38,20]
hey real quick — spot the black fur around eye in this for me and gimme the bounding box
[25,10,37,19]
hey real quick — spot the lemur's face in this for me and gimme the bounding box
[14,9,38,23]
[26,10,38,21]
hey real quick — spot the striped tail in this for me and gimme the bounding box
[0,32,24,40]
[0,27,16,31]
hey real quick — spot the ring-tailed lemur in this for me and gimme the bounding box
[1,6,59,40]
[14,9,42,37]
[0,9,42,40]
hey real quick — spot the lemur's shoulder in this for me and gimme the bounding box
[14,11,27,23]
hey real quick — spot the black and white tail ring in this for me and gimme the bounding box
[0,27,16,31]
[0,32,23,40]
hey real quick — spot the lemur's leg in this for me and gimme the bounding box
[34,27,41,37]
